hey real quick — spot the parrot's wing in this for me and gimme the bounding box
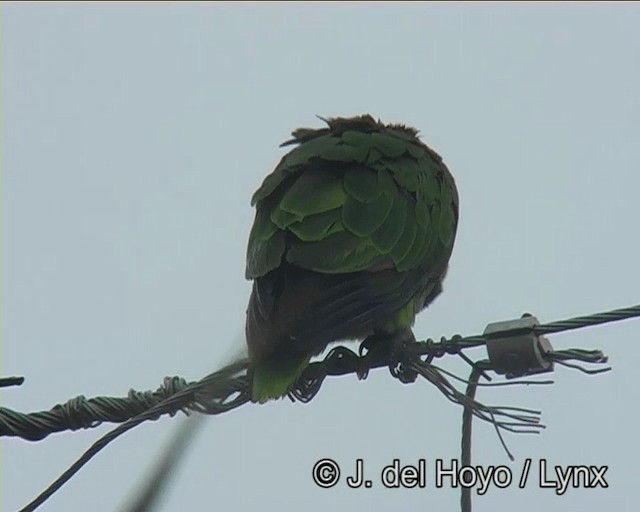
[246,118,458,281]
[246,117,458,350]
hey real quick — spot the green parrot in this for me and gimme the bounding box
[245,115,459,403]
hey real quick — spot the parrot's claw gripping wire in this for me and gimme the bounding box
[388,330,419,384]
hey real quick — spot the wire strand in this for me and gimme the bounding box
[6,302,635,511]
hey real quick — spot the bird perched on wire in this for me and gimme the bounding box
[245,115,459,403]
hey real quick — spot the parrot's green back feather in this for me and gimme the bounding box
[245,115,459,402]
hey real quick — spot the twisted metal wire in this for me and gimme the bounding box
[5,304,627,443]
[5,303,636,512]
[0,376,25,388]
[461,363,486,512]
[537,304,640,335]
[16,361,251,512]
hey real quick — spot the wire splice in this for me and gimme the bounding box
[484,314,554,378]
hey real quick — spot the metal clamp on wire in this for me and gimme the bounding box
[483,314,554,378]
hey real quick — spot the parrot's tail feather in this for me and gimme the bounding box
[251,352,311,403]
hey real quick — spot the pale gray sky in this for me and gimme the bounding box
[3,3,640,511]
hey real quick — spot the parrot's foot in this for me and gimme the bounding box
[358,329,419,384]
[388,329,419,384]
[357,334,385,380]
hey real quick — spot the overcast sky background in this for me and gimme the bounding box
[3,4,640,511]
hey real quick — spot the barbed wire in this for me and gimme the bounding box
[4,303,636,512]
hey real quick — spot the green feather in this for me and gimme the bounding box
[370,132,410,158]
[246,209,286,278]
[252,353,311,403]
[249,207,279,242]
[279,171,347,216]
[245,230,285,279]
[280,135,341,169]
[415,221,439,269]
[341,130,372,147]
[390,203,417,266]
[251,168,286,206]
[322,143,368,163]
[417,171,440,205]
[342,191,394,237]
[370,192,408,254]
[440,175,454,206]
[439,202,455,246]
[389,157,421,193]
[396,220,427,271]
[288,209,344,242]
[415,198,431,230]
[407,144,425,159]
[343,167,382,202]
[287,230,385,273]
[366,147,383,165]
[407,210,443,272]
[421,201,443,268]
[271,207,303,229]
